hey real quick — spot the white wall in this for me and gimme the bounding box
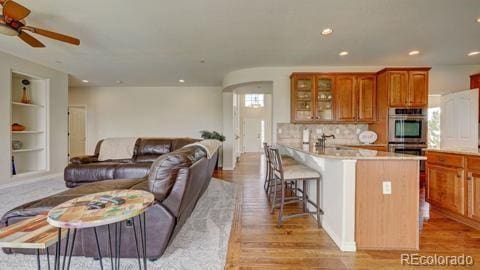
[0,51,69,184]
[69,86,223,153]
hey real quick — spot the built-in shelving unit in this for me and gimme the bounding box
[10,71,49,179]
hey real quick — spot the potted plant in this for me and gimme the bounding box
[200,130,226,169]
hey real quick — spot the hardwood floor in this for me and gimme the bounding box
[216,153,480,269]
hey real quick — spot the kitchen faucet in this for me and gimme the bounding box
[316,134,336,148]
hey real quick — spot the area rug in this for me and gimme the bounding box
[0,177,236,270]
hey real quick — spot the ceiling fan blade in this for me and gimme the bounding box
[23,26,80,45]
[3,0,30,21]
[18,31,45,47]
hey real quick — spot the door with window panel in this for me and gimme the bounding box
[291,75,315,122]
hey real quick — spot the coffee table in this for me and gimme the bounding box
[47,190,155,270]
[0,215,67,270]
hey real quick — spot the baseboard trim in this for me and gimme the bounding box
[0,172,63,190]
[431,205,480,230]
[222,166,235,171]
[322,220,357,252]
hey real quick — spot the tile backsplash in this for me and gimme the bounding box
[277,123,368,145]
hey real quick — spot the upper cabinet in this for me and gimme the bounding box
[381,68,430,108]
[291,73,376,123]
[291,75,315,122]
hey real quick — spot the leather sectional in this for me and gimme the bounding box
[65,137,199,187]
[1,141,219,260]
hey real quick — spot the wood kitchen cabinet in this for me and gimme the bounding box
[425,151,480,229]
[291,72,376,123]
[379,68,430,108]
[466,156,480,222]
[426,164,465,215]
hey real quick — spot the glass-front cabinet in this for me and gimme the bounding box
[291,73,335,123]
[291,75,315,122]
[315,76,335,121]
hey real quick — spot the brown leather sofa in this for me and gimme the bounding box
[65,138,199,188]
[1,144,219,260]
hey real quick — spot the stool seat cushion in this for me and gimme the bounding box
[279,164,320,180]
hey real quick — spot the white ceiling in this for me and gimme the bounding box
[0,0,479,87]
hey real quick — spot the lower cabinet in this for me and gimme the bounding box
[426,164,465,215]
[467,170,480,222]
[426,151,480,228]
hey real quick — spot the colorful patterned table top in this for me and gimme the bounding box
[47,190,155,229]
[0,215,66,249]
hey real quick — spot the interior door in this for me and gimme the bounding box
[441,89,479,150]
[68,106,86,158]
[243,118,262,152]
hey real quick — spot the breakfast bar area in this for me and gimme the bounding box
[278,142,425,252]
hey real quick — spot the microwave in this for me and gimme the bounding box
[388,108,427,144]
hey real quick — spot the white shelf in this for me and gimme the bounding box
[11,102,44,108]
[12,148,44,153]
[12,131,44,134]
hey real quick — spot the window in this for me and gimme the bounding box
[245,94,264,108]
[428,107,441,148]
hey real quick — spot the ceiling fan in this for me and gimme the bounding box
[0,0,80,47]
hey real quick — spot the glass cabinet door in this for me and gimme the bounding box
[292,76,315,121]
[315,76,334,121]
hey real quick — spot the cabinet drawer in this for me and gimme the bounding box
[467,156,480,171]
[427,152,464,168]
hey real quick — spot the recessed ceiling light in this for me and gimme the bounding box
[408,50,420,56]
[81,79,89,83]
[339,51,349,56]
[321,28,333,35]
[468,51,480,56]
[179,79,185,83]
[116,80,123,84]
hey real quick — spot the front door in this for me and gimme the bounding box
[68,106,86,158]
[243,118,262,152]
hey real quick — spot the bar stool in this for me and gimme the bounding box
[263,143,297,194]
[268,147,323,227]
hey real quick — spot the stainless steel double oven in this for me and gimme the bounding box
[388,108,428,171]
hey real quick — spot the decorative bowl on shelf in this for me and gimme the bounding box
[11,123,26,132]
[12,140,23,150]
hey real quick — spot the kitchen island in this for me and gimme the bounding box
[278,142,425,251]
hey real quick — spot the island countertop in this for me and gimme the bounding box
[279,142,426,160]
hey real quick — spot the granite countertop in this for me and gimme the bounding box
[426,148,480,156]
[340,143,388,147]
[279,142,426,160]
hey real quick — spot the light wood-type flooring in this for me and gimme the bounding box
[215,153,480,269]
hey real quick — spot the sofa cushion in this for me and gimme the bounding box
[114,163,151,179]
[64,162,118,183]
[148,146,206,201]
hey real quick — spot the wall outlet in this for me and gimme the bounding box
[278,128,282,134]
[356,128,361,134]
[382,181,392,195]
[335,128,340,134]
[316,128,322,134]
